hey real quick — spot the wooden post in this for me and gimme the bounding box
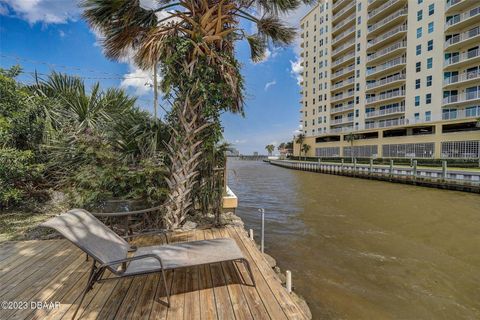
[389,159,394,178]
[249,229,254,241]
[286,270,292,293]
[353,158,357,176]
[442,160,447,181]
[412,160,417,181]
[341,159,344,174]
[369,158,373,176]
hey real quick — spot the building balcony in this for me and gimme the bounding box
[442,106,480,120]
[332,14,356,35]
[331,116,354,126]
[445,27,480,50]
[446,0,478,14]
[443,69,480,88]
[366,90,405,106]
[366,40,407,65]
[333,1,355,24]
[368,9,408,36]
[333,0,353,13]
[331,64,356,81]
[445,6,480,32]
[331,77,355,92]
[365,117,405,129]
[332,26,356,46]
[365,104,405,119]
[444,48,480,70]
[331,91,355,103]
[331,125,355,133]
[366,56,406,79]
[368,0,406,23]
[367,0,384,10]
[331,103,354,115]
[332,51,356,69]
[367,24,407,51]
[366,73,406,92]
[332,39,356,58]
[443,91,480,106]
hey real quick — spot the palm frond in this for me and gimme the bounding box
[256,16,296,45]
[246,35,267,62]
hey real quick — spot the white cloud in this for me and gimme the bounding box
[233,139,247,144]
[1,0,80,24]
[58,30,65,38]
[264,80,276,91]
[290,58,303,85]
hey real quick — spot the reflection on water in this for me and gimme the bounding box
[227,159,480,319]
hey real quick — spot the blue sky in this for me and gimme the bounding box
[0,0,309,154]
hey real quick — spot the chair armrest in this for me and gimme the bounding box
[100,254,164,273]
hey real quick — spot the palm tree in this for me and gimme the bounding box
[345,132,357,163]
[265,144,275,156]
[301,143,310,160]
[278,142,285,152]
[295,133,305,157]
[82,0,308,229]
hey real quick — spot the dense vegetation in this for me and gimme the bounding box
[0,66,169,210]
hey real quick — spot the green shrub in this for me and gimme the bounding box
[0,148,45,208]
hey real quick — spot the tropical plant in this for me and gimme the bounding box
[82,0,307,229]
[345,132,357,163]
[278,142,285,151]
[295,133,305,157]
[301,143,310,160]
[265,144,275,156]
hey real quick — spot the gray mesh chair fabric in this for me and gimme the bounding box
[40,209,255,319]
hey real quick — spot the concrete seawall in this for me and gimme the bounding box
[269,159,480,193]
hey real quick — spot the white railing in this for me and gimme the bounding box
[367,73,406,90]
[332,52,356,67]
[331,117,354,125]
[332,77,355,90]
[332,39,356,55]
[366,90,405,104]
[333,0,350,10]
[367,24,407,48]
[331,103,355,114]
[365,104,405,118]
[446,0,463,11]
[366,118,405,129]
[368,0,401,20]
[367,57,406,76]
[446,6,480,28]
[332,64,356,78]
[333,1,355,21]
[445,27,480,48]
[368,8,408,33]
[332,26,356,45]
[443,69,480,86]
[444,48,480,66]
[367,41,407,62]
[442,107,480,120]
[331,91,355,102]
[443,91,480,105]
[332,14,356,33]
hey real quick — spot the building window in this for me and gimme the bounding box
[417,10,423,21]
[416,45,422,55]
[426,93,432,104]
[357,30,361,38]
[416,62,421,72]
[357,43,361,52]
[415,79,421,89]
[426,75,432,87]
[418,0,423,3]
[425,111,431,121]
[428,3,434,15]
[427,57,433,69]
[357,16,361,25]
[414,113,420,121]
[415,96,420,106]
[356,57,360,64]
[416,27,422,38]
[428,22,434,33]
[357,2,361,11]
[427,40,433,51]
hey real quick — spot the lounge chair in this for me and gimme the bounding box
[40,209,255,319]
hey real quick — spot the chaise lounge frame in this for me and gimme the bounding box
[40,209,255,320]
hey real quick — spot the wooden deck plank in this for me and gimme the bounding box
[205,229,236,320]
[9,250,87,320]
[226,227,289,320]
[0,227,309,320]
[232,227,307,320]
[195,229,217,320]
[183,230,201,320]
[218,228,271,320]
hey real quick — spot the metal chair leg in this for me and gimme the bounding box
[72,262,97,320]
[161,268,170,307]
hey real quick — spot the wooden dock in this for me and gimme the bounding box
[0,226,309,320]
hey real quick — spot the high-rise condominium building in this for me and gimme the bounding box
[296,0,480,159]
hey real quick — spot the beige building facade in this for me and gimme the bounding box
[296,0,480,159]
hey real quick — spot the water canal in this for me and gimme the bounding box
[227,159,480,319]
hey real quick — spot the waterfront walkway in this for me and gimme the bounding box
[0,226,308,320]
